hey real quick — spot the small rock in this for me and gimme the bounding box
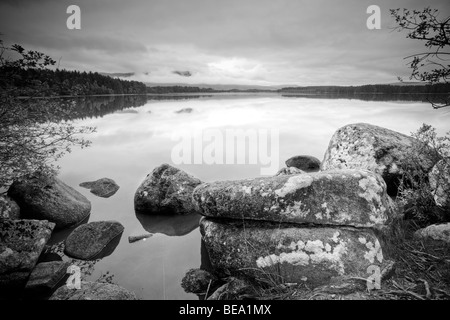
[0,195,20,220]
[49,281,137,300]
[414,223,450,243]
[134,164,202,215]
[275,167,305,176]
[181,268,218,294]
[25,261,70,295]
[128,233,153,243]
[79,178,120,198]
[64,221,124,260]
[8,173,91,229]
[285,155,321,172]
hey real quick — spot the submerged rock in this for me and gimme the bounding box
[0,219,55,293]
[175,108,193,114]
[275,167,305,176]
[8,174,91,229]
[49,281,137,300]
[0,195,20,220]
[181,268,219,294]
[64,221,124,260]
[200,218,389,288]
[193,169,395,229]
[25,261,70,295]
[134,164,202,215]
[414,223,450,244]
[321,123,439,196]
[79,178,120,198]
[429,160,450,209]
[285,155,321,172]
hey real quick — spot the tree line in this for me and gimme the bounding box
[6,66,147,97]
[279,83,450,95]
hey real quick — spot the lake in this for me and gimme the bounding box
[52,93,450,300]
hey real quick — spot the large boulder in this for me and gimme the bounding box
[79,178,120,198]
[200,218,389,288]
[0,219,55,293]
[0,195,20,220]
[134,164,202,215]
[49,281,137,300]
[25,261,70,295]
[285,155,321,172]
[193,169,395,229]
[8,174,91,229]
[64,221,124,260]
[321,123,439,196]
[429,160,450,209]
[414,223,450,244]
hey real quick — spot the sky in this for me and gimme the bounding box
[0,0,449,86]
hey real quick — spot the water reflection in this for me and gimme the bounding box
[136,212,202,237]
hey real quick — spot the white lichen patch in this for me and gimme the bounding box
[0,248,14,258]
[363,239,383,264]
[331,231,340,243]
[241,186,252,195]
[274,175,313,198]
[256,236,348,275]
[279,200,310,218]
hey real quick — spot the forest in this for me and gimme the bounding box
[5,67,147,96]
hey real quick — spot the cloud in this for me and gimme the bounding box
[172,71,192,77]
[1,0,449,85]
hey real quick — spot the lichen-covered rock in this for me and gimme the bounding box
[0,195,20,220]
[64,221,124,260]
[193,169,395,229]
[275,167,305,176]
[200,218,388,288]
[414,223,450,243]
[429,160,450,208]
[49,281,137,300]
[321,123,439,196]
[286,155,321,172]
[25,261,70,294]
[181,268,219,294]
[79,178,120,198]
[8,174,91,229]
[134,164,202,215]
[0,219,55,292]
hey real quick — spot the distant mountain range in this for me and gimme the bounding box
[99,72,429,90]
[144,82,292,91]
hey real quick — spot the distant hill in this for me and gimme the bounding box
[145,82,288,91]
[385,81,428,86]
[100,72,135,78]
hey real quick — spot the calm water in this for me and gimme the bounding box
[53,93,450,300]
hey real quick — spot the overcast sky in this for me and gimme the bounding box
[1,0,449,86]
